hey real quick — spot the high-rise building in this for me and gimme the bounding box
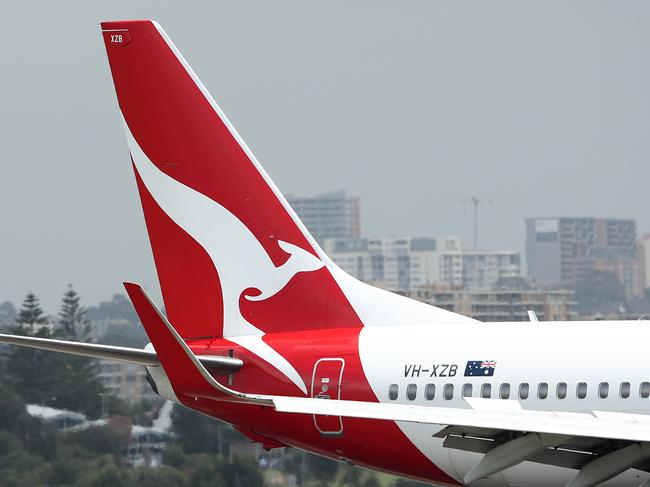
[405,287,576,322]
[638,234,650,294]
[439,236,463,287]
[287,190,360,244]
[526,217,638,297]
[323,236,463,291]
[462,251,521,290]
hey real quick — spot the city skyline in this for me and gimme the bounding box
[0,181,646,312]
[1,2,649,310]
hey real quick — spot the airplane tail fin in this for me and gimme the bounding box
[101,20,472,342]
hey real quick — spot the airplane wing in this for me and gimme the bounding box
[271,395,650,443]
[122,281,650,486]
[0,333,242,375]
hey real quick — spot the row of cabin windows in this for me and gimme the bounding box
[388,381,650,401]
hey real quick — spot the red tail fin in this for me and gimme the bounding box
[102,21,472,349]
[101,20,366,341]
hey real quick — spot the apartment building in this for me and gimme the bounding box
[287,190,360,244]
[323,236,463,291]
[526,217,638,297]
[98,360,153,402]
[406,287,576,322]
[462,251,521,290]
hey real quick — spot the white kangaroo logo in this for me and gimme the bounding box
[124,119,323,393]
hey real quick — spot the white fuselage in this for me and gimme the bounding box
[359,321,650,486]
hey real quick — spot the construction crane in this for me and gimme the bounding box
[463,196,492,251]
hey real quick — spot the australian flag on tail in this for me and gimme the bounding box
[465,360,497,377]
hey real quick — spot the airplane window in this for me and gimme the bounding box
[500,383,510,400]
[444,384,454,400]
[538,382,548,399]
[425,383,435,400]
[557,382,567,399]
[620,382,631,399]
[407,384,417,401]
[389,384,399,401]
[519,383,530,400]
[641,382,650,399]
[481,383,492,399]
[599,382,609,399]
[462,383,473,398]
[576,382,587,399]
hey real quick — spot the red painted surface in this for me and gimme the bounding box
[185,328,460,486]
[103,20,461,486]
[133,167,224,339]
[102,20,361,339]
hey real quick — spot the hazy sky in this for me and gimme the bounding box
[1,1,649,311]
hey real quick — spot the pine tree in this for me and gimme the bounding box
[52,285,104,417]
[57,285,92,341]
[4,293,58,404]
[14,292,49,336]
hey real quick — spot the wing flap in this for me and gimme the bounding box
[269,395,650,443]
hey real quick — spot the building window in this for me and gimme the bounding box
[389,384,399,401]
[407,384,417,401]
[576,382,587,399]
[599,382,609,399]
[481,383,492,399]
[538,382,549,399]
[620,382,631,399]
[641,382,650,399]
[557,382,567,399]
[444,384,454,400]
[500,383,511,400]
[425,383,435,401]
[462,383,473,398]
[519,383,530,400]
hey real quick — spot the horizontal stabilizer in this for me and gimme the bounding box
[0,333,242,375]
[124,281,276,403]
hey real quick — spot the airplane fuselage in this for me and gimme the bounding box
[148,320,650,486]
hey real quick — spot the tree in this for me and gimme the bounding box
[304,453,339,484]
[575,270,626,313]
[338,465,362,486]
[127,465,188,487]
[162,444,187,469]
[14,292,48,335]
[0,388,24,433]
[278,448,305,485]
[51,286,104,416]
[4,293,59,404]
[16,414,59,461]
[66,425,131,458]
[57,285,92,341]
[71,456,129,487]
[170,405,231,455]
[184,454,228,487]
[393,479,429,487]
[221,455,266,487]
[361,474,381,487]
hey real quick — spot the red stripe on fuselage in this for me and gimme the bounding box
[186,327,459,485]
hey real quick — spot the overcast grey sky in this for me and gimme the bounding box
[1,1,649,311]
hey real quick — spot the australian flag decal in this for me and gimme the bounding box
[465,360,497,377]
